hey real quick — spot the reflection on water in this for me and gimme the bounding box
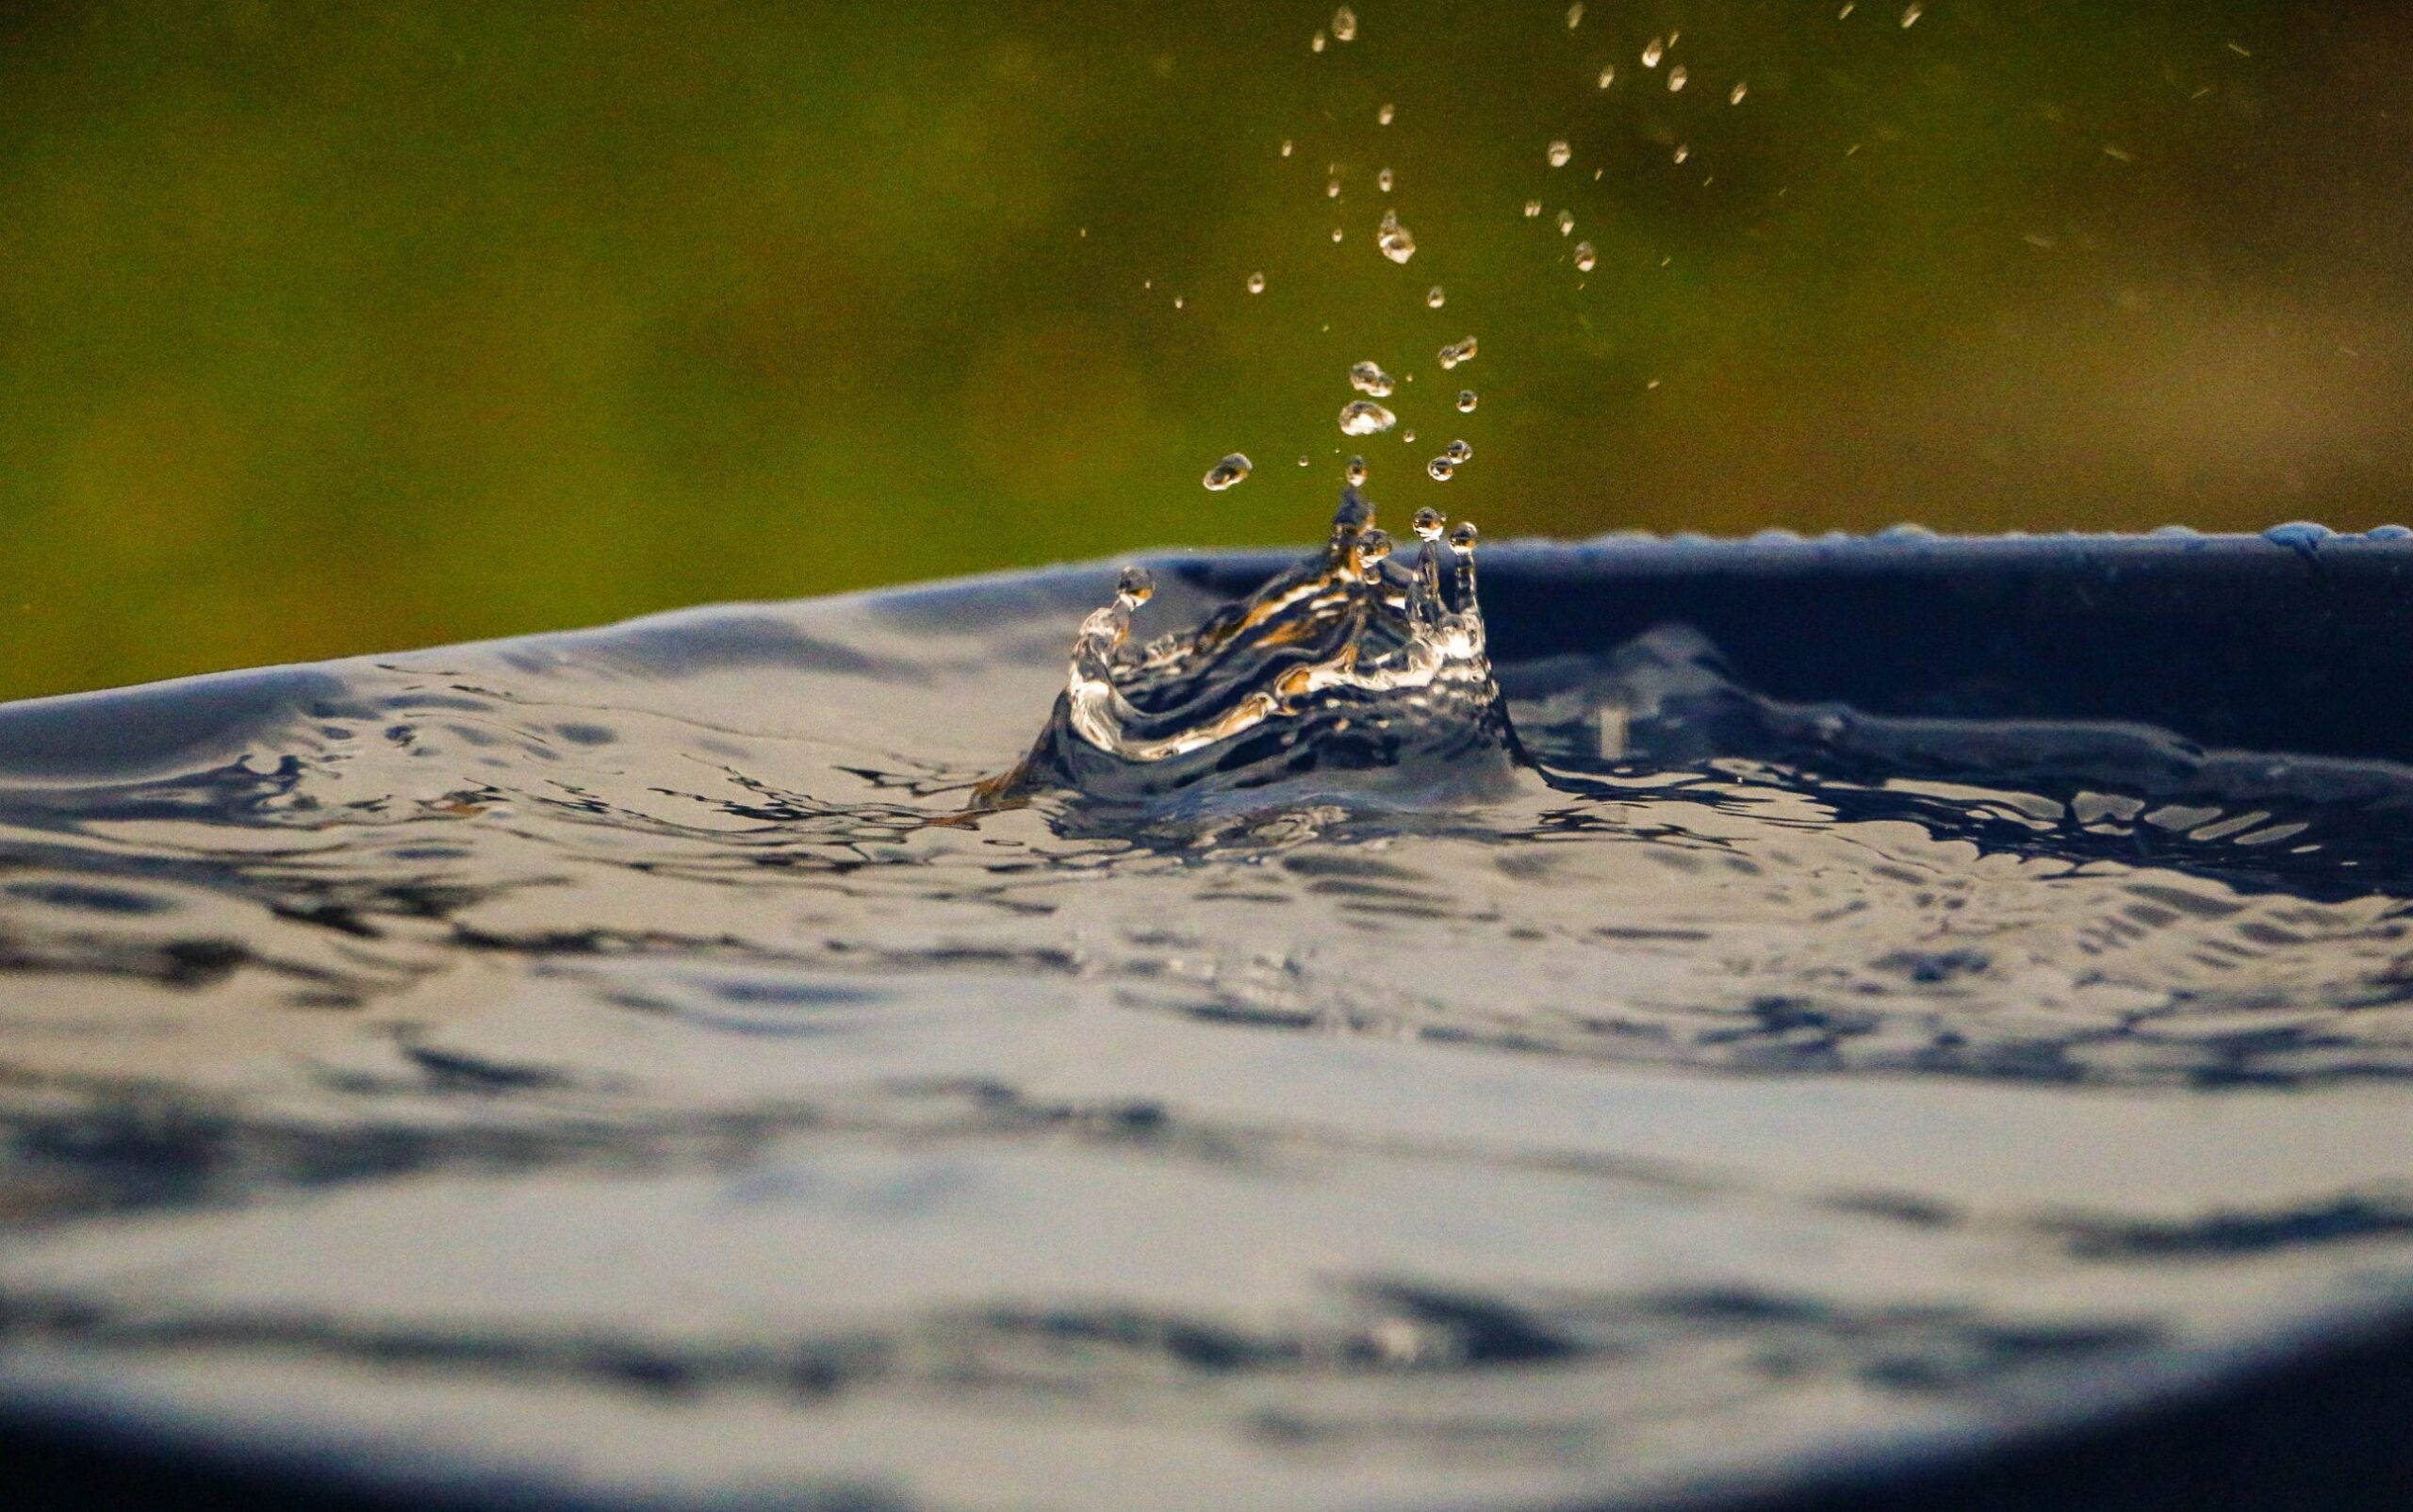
[3,548,2413,1509]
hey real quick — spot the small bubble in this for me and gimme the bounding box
[1643,37,1665,67]
[1901,3,1921,25]
[1456,389,1476,413]
[1427,456,1458,482]
[1524,199,1543,218]
[1346,454,1370,485]
[1378,102,1396,125]
[1598,64,1617,88]
[1312,29,1326,52]
[1376,208,1417,263]
[1332,6,1357,42]
[1327,177,1341,198]
[1443,438,1472,463]
[1203,452,1253,491]
[1668,66,1687,90]
[1280,139,1294,156]
[1573,240,1597,271]
[1557,208,1575,235]
[1730,80,1748,104]
[1426,285,1445,308]
[1348,360,1396,398]
[1377,167,1394,192]
[1547,140,1572,168]
[1567,3,1585,27]
[1436,336,1478,370]
[1339,401,1398,436]
[1246,271,1266,293]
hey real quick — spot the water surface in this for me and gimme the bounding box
[4,534,2413,1510]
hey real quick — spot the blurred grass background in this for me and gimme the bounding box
[1,0,2408,699]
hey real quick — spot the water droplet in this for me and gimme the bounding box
[1377,102,1396,125]
[1673,144,1690,163]
[1427,456,1458,482]
[1443,438,1472,463]
[1312,29,1327,52]
[1298,455,1311,467]
[1731,80,1748,105]
[1280,139,1294,157]
[1556,209,1575,236]
[1901,3,1921,25]
[1174,294,1186,308]
[1247,271,1267,293]
[1402,428,1417,444]
[1524,199,1543,218]
[1598,64,1617,88]
[1203,452,1253,491]
[1378,167,1395,192]
[1339,401,1398,436]
[1327,177,1341,199]
[1436,336,1478,370]
[1413,506,1445,539]
[1568,3,1586,26]
[1643,37,1665,67]
[1668,66,1688,91]
[1348,360,1396,398]
[1573,240,1597,271]
[1345,454,1369,485]
[1331,226,1345,241]
[1456,388,1477,413]
[1426,285,1445,308]
[1838,2,1854,16]
[1332,6,1357,42]
[1547,140,1572,168]
[1376,209,1417,263]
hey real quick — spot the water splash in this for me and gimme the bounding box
[987,491,1512,806]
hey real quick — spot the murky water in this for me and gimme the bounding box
[5,523,2413,1510]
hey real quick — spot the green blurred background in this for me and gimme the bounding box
[2,0,2408,700]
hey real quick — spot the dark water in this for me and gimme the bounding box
[4,529,2413,1510]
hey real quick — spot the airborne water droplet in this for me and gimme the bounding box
[1901,2,1922,25]
[1378,102,1396,125]
[1377,209,1417,263]
[1312,29,1327,52]
[1598,64,1617,88]
[1339,401,1398,436]
[1436,336,1479,370]
[1443,439,1471,463]
[1669,66,1688,91]
[1331,226,1345,241]
[1247,271,1267,293]
[1574,240,1597,271]
[1524,199,1543,218]
[1731,80,1748,105]
[1203,452,1253,491]
[1280,139,1294,156]
[1567,2,1584,28]
[1345,454,1370,485]
[1327,177,1341,198]
[1349,360,1396,398]
[1332,6,1357,42]
[1456,389,1477,413]
[1402,428,1417,444]
[1643,37,1665,67]
[1378,167,1395,192]
[1427,456,1458,482]
[1557,208,1575,235]
[1547,140,1573,168]
[1426,286,1445,308]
